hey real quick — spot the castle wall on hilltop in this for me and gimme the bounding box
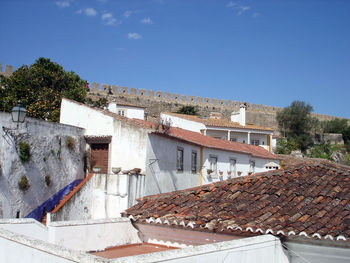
[1,64,345,132]
[87,82,341,132]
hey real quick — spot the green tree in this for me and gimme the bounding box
[276,101,315,152]
[323,119,348,134]
[0,57,87,122]
[275,137,299,155]
[176,106,198,115]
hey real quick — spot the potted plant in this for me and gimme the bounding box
[130,169,137,175]
[93,166,102,173]
[237,171,242,176]
[134,168,142,174]
[207,169,213,176]
[227,170,232,178]
[112,167,121,174]
[122,170,130,174]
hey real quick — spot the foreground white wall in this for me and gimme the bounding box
[113,235,289,263]
[0,218,48,241]
[48,218,141,251]
[51,173,145,221]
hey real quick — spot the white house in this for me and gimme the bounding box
[107,100,145,120]
[145,127,279,196]
[161,104,274,152]
[59,98,279,213]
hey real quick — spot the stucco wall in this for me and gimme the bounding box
[122,106,144,120]
[48,218,141,252]
[0,113,85,219]
[145,133,277,196]
[145,134,201,196]
[51,173,145,221]
[284,240,350,263]
[110,119,149,173]
[0,218,48,241]
[161,113,205,133]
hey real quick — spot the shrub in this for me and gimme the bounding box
[65,136,76,151]
[45,175,51,186]
[19,142,30,163]
[18,175,30,191]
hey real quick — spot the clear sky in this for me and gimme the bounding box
[1,0,349,118]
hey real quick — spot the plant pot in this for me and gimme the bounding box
[122,170,130,174]
[93,167,102,173]
[112,167,121,174]
[133,168,142,174]
[129,169,137,175]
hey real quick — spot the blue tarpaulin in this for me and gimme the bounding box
[25,179,83,222]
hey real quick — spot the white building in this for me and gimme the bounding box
[161,104,275,152]
[107,100,145,120]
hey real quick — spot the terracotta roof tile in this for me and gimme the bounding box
[125,163,350,242]
[163,112,273,131]
[153,127,278,160]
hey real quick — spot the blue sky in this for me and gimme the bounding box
[1,0,349,118]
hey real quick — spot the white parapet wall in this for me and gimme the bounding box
[47,218,141,252]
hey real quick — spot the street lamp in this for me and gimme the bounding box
[2,101,27,145]
[11,102,27,126]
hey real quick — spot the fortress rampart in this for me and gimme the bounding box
[88,82,339,124]
[1,64,346,131]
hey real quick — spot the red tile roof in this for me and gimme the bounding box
[125,162,350,242]
[163,112,273,131]
[153,127,278,160]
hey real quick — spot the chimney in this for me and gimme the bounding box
[108,100,117,113]
[231,103,246,126]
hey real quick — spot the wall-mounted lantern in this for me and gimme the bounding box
[11,102,27,126]
[2,101,27,145]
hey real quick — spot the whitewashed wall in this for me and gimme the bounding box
[110,120,149,173]
[51,173,145,221]
[161,113,205,133]
[145,134,201,196]
[48,218,141,251]
[145,134,277,196]
[0,219,48,241]
[121,106,144,120]
[60,98,114,136]
[60,99,149,174]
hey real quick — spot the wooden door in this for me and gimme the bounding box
[91,143,109,174]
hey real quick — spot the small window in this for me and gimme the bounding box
[16,211,20,218]
[191,151,197,173]
[176,147,184,172]
[251,140,259,146]
[118,110,125,116]
[229,159,236,176]
[209,156,217,174]
[249,160,255,174]
[243,140,246,144]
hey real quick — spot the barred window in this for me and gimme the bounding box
[177,147,184,172]
[191,151,197,173]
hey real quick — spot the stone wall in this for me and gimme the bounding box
[0,113,86,219]
[87,84,347,132]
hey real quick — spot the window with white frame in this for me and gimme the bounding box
[251,139,259,146]
[117,109,125,116]
[229,158,236,176]
[209,155,217,174]
[191,150,197,173]
[176,147,184,172]
[249,160,255,174]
